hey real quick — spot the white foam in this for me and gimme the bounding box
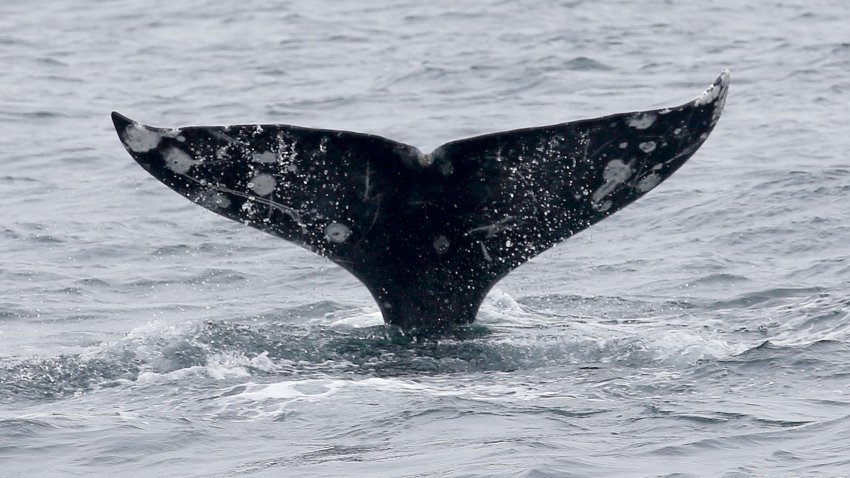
[231,379,341,401]
[222,377,429,406]
[643,329,734,366]
[215,377,405,420]
[483,287,524,314]
[320,307,384,328]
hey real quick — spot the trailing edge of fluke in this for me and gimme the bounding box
[113,70,730,332]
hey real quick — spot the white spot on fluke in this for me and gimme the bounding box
[164,147,196,174]
[480,242,492,262]
[695,82,721,106]
[248,173,277,196]
[123,123,165,153]
[253,151,278,163]
[695,69,730,106]
[467,216,520,238]
[636,173,662,192]
[197,191,231,209]
[325,223,352,243]
[638,141,657,153]
[591,159,633,204]
[695,86,720,106]
[438,158,453,176]
[593,199,612,212]
[626,113,657,130]
[433,235,450,255]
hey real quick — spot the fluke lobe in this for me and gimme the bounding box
[112,70,729,332]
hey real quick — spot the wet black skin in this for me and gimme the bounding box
[112,71,729,332]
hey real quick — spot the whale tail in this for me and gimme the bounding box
[112,70,729,331]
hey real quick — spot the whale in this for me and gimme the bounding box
[112,70,729,332]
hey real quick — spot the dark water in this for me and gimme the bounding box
[2,0,849,476]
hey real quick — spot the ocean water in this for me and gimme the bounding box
[1,0,849,476]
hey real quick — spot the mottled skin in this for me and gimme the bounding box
[113,71,729,332]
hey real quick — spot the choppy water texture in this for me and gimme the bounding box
[1,1,849,476]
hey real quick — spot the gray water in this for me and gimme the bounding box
[1,0,849,476]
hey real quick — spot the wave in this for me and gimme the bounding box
[0,290,741,403]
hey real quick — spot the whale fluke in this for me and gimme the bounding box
[112,70,729,331]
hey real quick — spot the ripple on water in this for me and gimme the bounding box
[562,56,613,71]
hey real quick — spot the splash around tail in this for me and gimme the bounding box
[112,70,729,332]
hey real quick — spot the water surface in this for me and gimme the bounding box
[1,1,849,476]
